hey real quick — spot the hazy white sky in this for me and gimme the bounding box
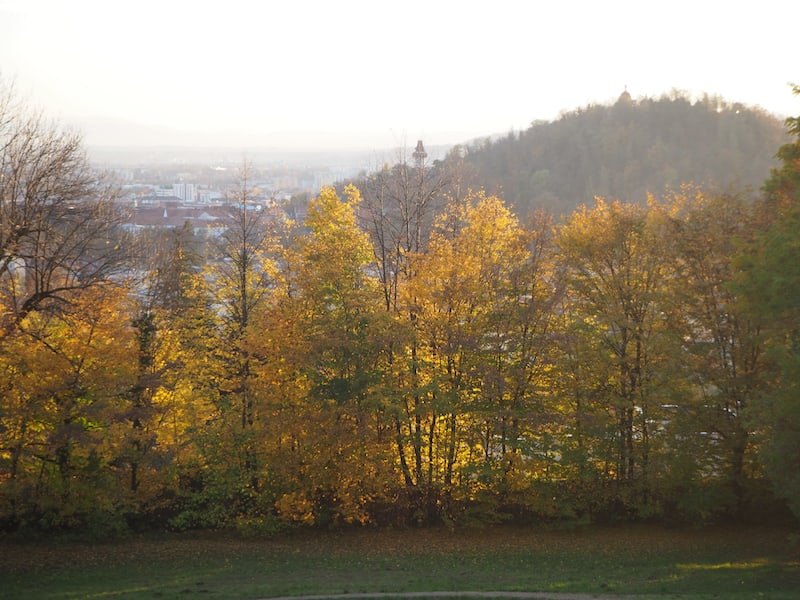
[0,0,797,149]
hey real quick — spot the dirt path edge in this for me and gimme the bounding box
[255,592,649,600]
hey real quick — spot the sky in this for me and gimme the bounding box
[0,0,797,151]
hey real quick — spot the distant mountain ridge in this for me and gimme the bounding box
[69,115,397,150]
[74,115,456,168]
[454,92,790,216]
[68,115,466,162]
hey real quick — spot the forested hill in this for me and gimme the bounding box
[453,91,789,216]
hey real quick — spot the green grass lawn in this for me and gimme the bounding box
[1,524,798,600]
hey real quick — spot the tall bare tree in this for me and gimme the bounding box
[0,81,127,340]
[357,143,449,312]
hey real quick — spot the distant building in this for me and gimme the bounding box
[617,87,633,105]
[172,182,196,203]
[413,140,427,169]
[197,189,223,204]
[122,202,231,237]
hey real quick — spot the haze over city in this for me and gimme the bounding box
[0,0,797,151]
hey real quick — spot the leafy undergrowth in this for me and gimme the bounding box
[0,524,798,600]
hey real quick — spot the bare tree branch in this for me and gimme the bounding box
[0,80,129,339]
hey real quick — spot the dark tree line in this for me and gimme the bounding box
[447,91,789,217]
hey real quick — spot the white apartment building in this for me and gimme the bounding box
[172,182,196,202]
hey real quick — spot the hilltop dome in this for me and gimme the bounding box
[617,87,633,105]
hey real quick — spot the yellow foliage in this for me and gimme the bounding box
[275,492,316,525]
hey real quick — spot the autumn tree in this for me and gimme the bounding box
[733,206,800,520]
[556,198,676,509]
[351,144,451,522]
[0,81,133,533]
[387,192,559,521]
[662,187,765,516]
[733,85,800,519]
[118,223,211,513]
[761,84,800,216]
[468,209,563,514]
[0,284,137,531]
[255,185,393,526]
[204,165,277,500]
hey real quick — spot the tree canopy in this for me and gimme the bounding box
[1,83,799,535]
[447,91,788,216]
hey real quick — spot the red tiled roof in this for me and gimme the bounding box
[127,206,233,228]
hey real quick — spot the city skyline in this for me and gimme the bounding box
[1,0,798,151]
